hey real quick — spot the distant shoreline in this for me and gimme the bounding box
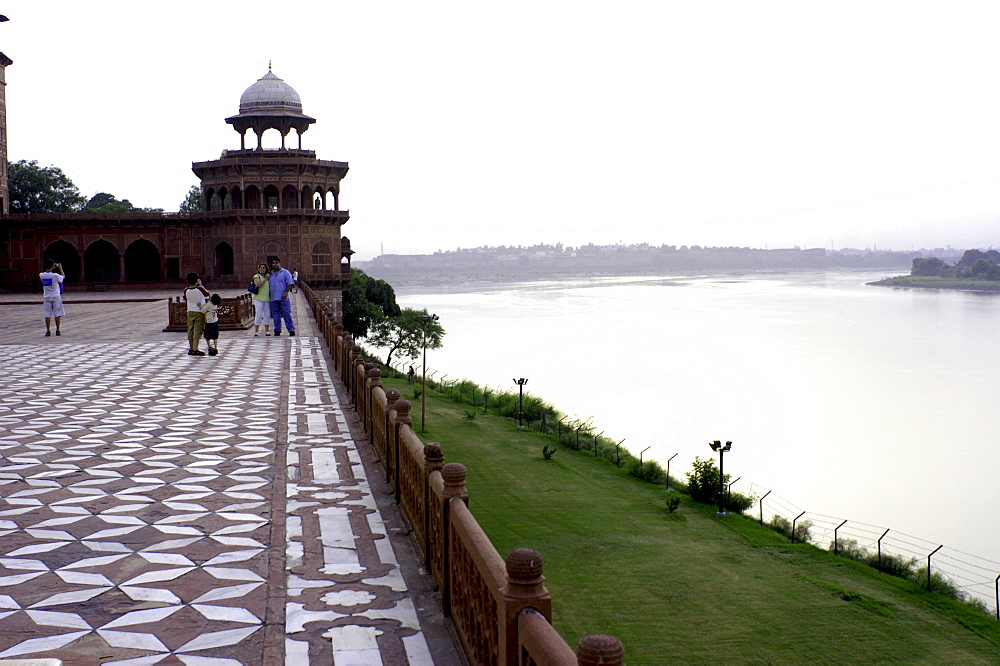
[868,275,1000,292]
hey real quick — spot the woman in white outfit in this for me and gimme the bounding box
[252,263,271,336]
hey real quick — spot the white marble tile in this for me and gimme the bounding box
[175,626,259,652]
[190,582,263,604]
[97,629,170,652]
[0,630,90,658]
[25,609,92,629]
[402,632,436,666]
[54,571,113,586]
[192,604,261,624]
[101,606,183,628]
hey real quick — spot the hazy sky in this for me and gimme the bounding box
[4,1,1000,259]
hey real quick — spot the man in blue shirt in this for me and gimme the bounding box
[268,258,296,336]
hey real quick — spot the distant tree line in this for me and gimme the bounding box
[911,249,1000,280]
[5,159,202,214]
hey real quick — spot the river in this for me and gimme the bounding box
[378,269,1000,598]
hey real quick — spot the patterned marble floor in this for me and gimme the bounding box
[0,334,439,665]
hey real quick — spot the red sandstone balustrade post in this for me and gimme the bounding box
[362,361,375,427]
[441,462,468,618]
[366,367,382,438]
[349,345,364,404]
[576,634,625,665]
[502,548,552,666]
[341,333,354,388]
[333,324,345,373]
[381,389,400,467]
[423,442,444,571]
[391,399,413,503]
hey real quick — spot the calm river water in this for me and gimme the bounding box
[384,269,999,575]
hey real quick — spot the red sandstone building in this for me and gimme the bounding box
[0,65,354,291]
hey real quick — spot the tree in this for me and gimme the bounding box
[82,192,162,214]
[7,160,85,213]
[342,268,402,338]
[179,185,205,212]
[910,257,947,277]
[366,308,445,366]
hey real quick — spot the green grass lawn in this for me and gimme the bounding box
[388,378,1000,664]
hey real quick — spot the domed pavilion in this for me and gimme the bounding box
[0,66,355,300]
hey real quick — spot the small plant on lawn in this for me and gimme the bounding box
[542,443,557,460]
[685,456,722,504]
[665,495,681,513]
[411,387,422,400]
[463,410,477,423]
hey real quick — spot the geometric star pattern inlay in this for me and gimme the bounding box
[0,324,437,664]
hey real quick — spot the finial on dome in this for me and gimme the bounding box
[268,59,272,71]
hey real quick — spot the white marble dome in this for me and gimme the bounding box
[238,69,303,115]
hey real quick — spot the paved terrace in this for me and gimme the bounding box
[0,290,463,665]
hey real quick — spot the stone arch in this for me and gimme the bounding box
[244,185,261,210]
[204,187,216,210]
[263,185,280,212]
[325,189,338,211]
[43,240,80,283]
[301,185,313,209]
[281,184,298,210]
[231,186,243,210]
[84,239,121,283]
[124,239,161,282]
[214,242,235,278]
[313,187,325,210]
[312,240,333,277]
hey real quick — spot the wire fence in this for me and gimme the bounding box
[375,358,1000,618]
[737,479,1000,616]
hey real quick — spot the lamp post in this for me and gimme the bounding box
[708,440,732,516]
[513,378,528,429]
[419,313,439,431]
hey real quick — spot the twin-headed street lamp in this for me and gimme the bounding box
[419,313,439,431]
[708,440,732,515]
[513,378,528,430]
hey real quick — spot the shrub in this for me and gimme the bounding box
[463,410,477,423]
[628,458,665,484]
[726,490,756,514]
[665,495,681,513]
[769,514,791,535]
[793,519,814,543]
[542,443,557,460]
[686,456,722,504]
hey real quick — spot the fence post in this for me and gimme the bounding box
[791,511,806,544]
[441,462,468,617]
[833,519,847,555]
[577,634,625,666]
[877,529,890,573]
[502,548,551,666]
[926,545,943,590]
[423,442,444,571]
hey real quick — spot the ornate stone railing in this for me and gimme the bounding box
[301,280,624,665]
[163,292,255,331]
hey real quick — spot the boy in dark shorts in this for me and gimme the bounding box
[202,293,222,356]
